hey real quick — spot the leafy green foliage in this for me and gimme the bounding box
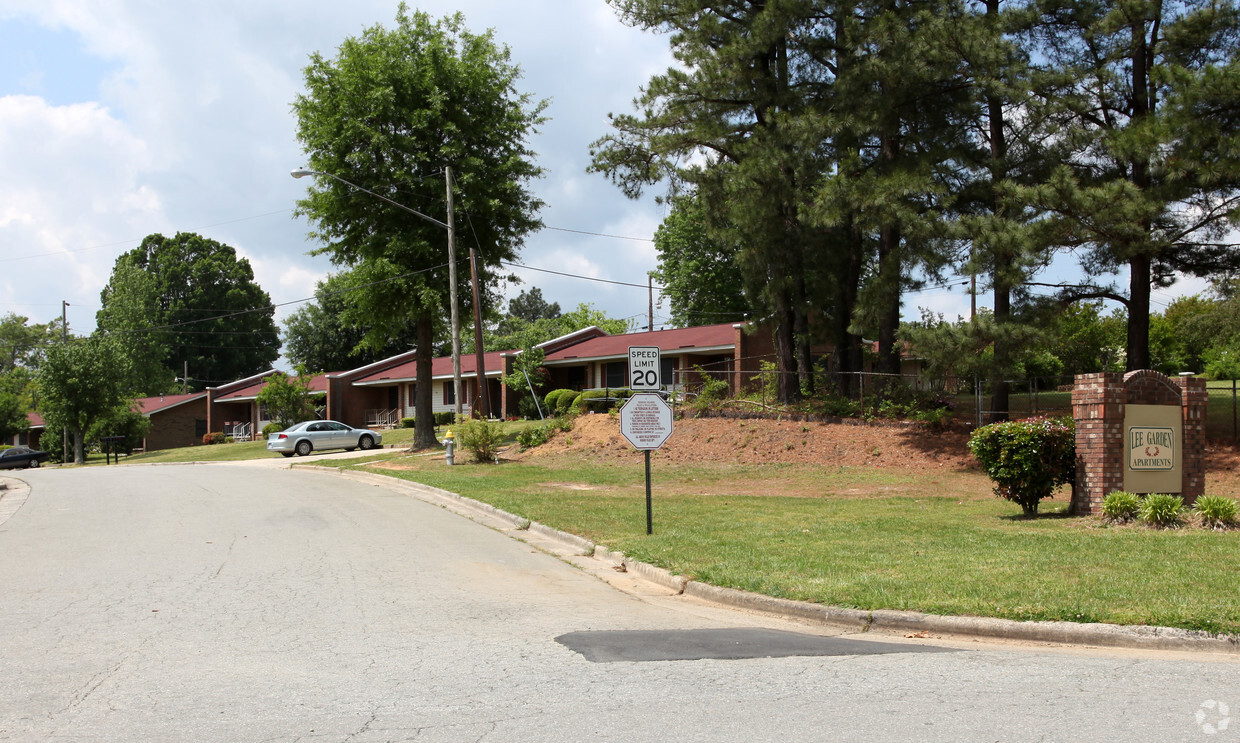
[261,422,282,437]
[282,272,417,373]
[968,416,1075,516]
[255,371,318,430]
[88,409,151,456]
[455,418,503,463]
[651,191,750,328]
[1203,342,1240,380]
[543,389,578,417]
[35,336,134,464]
[506,288,560,324]
[1101,491,1142,523]
[1193,495,1238,528]
[516,423,553,450]
[294,6,545,448]
[1140,494,1185,528]
[96,232,279,393]
[575,388,632,414]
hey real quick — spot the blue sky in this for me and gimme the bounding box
[0,1,1201,362]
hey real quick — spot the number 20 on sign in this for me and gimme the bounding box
[628,346,660,390]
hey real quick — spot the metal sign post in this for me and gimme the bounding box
[619,392,673,535]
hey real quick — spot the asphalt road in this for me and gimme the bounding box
[0,463,1237,742]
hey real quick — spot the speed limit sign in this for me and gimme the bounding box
[628,346,661,390]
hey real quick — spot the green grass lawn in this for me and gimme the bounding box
[107,420,1240,634]
[353,453,1240,635]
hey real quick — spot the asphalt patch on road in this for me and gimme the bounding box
[556,628,955,663]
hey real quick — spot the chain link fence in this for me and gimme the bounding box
[677,365,1240,440]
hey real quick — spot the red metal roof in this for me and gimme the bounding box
[542,323,737,362]
[352,350,515,385]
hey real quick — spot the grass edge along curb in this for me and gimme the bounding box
[329,466,1240,655]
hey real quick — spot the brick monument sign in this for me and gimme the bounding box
[1071,370,1207,515]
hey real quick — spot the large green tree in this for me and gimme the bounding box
[1027,0,1240,370]
[293,6,545,448]
[0,313,64,442]
[96,232,281,392]
[35,336,133,464]
[282,272,418,373]
[651,190,750,328]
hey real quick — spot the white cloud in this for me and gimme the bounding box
[0,94,164,325]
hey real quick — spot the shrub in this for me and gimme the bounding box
[912,407,952,431]
[401,417,416,428]
[1193,494,1238,528]
[543,389,576,415]
[261,422,282,437]
[516,424,552,450]
[455,418,503,463]
[433,412,455,427]
[1101,491,1142,523]
[202,432,226,445]
[574,388,631,414]
[968,416,1075,516]
[1140,493,1184,528]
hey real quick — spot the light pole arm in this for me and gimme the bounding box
[290,168,450,230]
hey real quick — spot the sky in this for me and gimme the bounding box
[0,0,1206,364]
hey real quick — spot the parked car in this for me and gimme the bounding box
[266,420,382,458]
[0,446,49,469]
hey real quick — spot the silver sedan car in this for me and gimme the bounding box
[266,420,382,458]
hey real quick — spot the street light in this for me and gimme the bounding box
[290,166,465,420]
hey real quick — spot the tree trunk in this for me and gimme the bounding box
[876,223,903,377]
[775,302,800,405]
[73,428,86,465]
[1126,18,1153,372]
[986,0,1010,422]
[413,315,438,449]
[1127,254,1152,370]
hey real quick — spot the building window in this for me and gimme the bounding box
[604,361,625,388]
[443,383,455,406]
[567,367,586,390]
[195,419,207,438]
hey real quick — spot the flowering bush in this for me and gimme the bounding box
[968,416,1075,516]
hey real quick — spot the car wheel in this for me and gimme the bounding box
[358,435,375,451]
[25,460,35,469]
[281,452,294,458]
[295,440,313,457]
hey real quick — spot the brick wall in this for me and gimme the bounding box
[145,398,208,451]
[1072,371,1206,515]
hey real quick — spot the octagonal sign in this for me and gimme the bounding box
[619,393,674,450]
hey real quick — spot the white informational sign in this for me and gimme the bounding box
[619,392,674,450]
[628,346,661,391]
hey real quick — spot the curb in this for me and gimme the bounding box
[319,465,1240,655]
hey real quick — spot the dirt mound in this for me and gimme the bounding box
[508,413,978,470]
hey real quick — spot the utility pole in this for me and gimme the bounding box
[61,300,69,463]
[648,273,654,332]
[447,166,463,420]
[469,247,490,419]
[182,360,188,395]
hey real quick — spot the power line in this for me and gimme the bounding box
[501,260,661,290]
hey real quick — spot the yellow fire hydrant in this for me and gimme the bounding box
[443,428,455,466]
